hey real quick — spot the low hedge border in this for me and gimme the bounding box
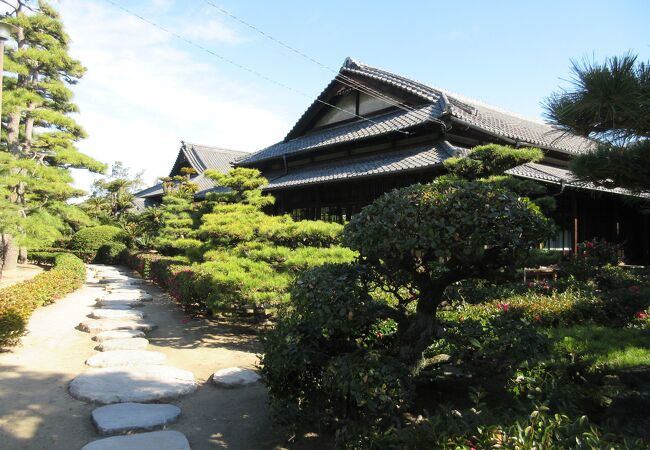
[0,253,86,347]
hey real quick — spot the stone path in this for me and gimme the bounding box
[71,265,195,448]
[0,263,284,449]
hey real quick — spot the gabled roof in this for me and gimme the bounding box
[135,142,247,200]
[237,58,596,166]
[265,141,459,190]
[238,104,444,166]
[170,142,248,176]
[506,162,650,199]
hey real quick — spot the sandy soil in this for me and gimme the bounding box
[0,266,297,449]
[0,264,43,289]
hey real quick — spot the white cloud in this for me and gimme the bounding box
[56,0,289,192]
[178,18,243,44]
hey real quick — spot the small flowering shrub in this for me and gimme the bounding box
[0,253,85,346]
[563,238,621,279]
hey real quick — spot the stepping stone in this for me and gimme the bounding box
[86,350,166,367]
[96,299,144,308]
[103,289,149,296]
[102,282,142,291]
[99,292,153,301]
[81,430,190,450]
[101,278,143,285]
[212,367,260,388]
[69,366,197,404]
[96,337,149,352]
[98,304,134,310]
[91,402,181,435]
[89,309,145,320]
[78,319,157,333]
[93,330,145,341]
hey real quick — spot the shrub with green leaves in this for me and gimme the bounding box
[94,242,127,264]
[69,225,126,261]
[0,253,85,346]
[260,263,408,435]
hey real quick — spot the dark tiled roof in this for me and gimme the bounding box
[341,59,596,155]
[238,58,595,167]
[173,142,248,175]
[135,142,247,199]
[506,162,650,198]
[237,104,444,165]
[264,141,458,190]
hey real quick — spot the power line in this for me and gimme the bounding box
[101,0,410,136]
[201,0,447,129]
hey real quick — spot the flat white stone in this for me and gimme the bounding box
[98,304,134,310]
[78,319,157,333]
[212,367,260,388]
[81,430,190,450]
[96,299,144,308]
[86,350,166,367]
[69,366,197,404]
[91,402,181,435]
[101,278,143,285]
[99,293,153,302]
[96,337,149,351]
[102,282,142,289]
[103,289,149,296]
[93,330,145,341]
[89,309,145,320]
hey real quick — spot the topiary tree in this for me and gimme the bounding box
[154,170,200,255]
[342,178,553,366]
[443,144,543,180]
[444,144,555,214]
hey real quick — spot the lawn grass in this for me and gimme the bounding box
[552,325,650,370]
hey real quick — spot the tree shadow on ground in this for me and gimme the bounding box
[0,365,96,450]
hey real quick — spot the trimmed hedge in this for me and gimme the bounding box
[124,245,356,317]
[0,253,86,346]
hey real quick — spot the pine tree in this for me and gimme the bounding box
[82,162,144,224]
[154,169,200,254]
[544,54,650,191]
[0,1,105,275]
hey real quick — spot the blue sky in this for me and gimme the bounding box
[47,0,650,190]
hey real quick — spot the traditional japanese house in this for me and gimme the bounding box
[236,58,650,264]
[134,141,247,208]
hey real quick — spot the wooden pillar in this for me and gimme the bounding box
[572,193,579,254]
[643,213,649,266]
[613,203,620,241]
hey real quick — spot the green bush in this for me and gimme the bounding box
[69,225,126,261]
[94,242,127,264]
[0,253,85,346]
[260,264,408,436]
[193,253,291,312]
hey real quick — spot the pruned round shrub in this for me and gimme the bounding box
[94,242,127,264]
[69,225,126,261]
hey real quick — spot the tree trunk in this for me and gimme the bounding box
[18,246,27,264]
[399,281,447,372]
[6,112,21,155]
[1,233,19,275]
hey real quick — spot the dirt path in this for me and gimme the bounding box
[0,263,43,289]
[0,265,284,449]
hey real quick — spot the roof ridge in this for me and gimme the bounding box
[343,58,551,126]
[183,142,249,155]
